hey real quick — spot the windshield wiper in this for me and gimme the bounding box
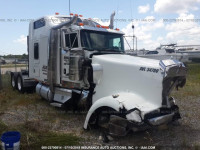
[82,47,94,51]
[83,47,124,53]
[99,48,124,53]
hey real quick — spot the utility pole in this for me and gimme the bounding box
[132,25,134,51]
[136,36,138,53]
[15,55,17,72]
[0,60,2,90]
[69,0,71,15]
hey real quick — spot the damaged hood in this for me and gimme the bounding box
[92,54,187,109]
[114,92,160,122]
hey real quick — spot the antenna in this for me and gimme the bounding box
[130,0,135,51]
[69,0,71,15]
[132,25,134,51]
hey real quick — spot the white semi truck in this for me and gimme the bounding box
[11,13,187,136]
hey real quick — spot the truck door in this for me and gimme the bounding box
[32,36,48,82]
[61,31,79,82]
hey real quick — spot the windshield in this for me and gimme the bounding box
[80,30,124,52]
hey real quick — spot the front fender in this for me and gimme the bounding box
[83,95,123,129]
[84,92,161,129]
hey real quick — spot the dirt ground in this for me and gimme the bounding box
[1,95,200,149]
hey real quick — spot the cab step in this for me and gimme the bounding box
[50,102,63,108]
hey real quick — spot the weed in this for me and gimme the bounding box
[0,120,8,133]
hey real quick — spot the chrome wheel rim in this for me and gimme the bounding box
[18,77,22,91]
[11,76,15,87]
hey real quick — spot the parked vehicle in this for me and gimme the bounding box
[11,12,187,136]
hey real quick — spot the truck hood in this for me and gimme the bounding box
[92,54,163,106]
[92,54,187,108]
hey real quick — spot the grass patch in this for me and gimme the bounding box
[18,124,80,150]
[0,74,81,149]
[0,122,80,150]
[0,120,8,133]
[36,133,80,147]
[172,63,200,98]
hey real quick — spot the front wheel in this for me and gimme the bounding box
[17,76,24,93]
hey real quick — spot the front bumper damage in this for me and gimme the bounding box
[108,101,181,136]
[107,60,186,136]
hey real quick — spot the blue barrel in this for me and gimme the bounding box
[1,131,21,150]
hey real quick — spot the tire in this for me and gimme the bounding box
[97,108,116,143]
[11,74,17,89]
[97,110,111,128]
[17,75,24,93]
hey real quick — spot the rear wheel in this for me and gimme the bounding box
[17,76,24,93]
[11,74,17,89]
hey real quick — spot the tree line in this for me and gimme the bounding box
[0,54,28,60]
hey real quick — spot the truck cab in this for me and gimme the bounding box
[11,13,187,136]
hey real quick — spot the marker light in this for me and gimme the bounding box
[55,12,59,15]
[79,15,83,17]
[78,23,84,26]
[70,13,74,16]
[75,14,78,16]
[96,25,101,28]
[115,28,120,31]
[101,26,109,29]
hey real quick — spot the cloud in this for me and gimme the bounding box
[13,35,27,45]
[165,13,200,45]
[122,16,164,50]
[118,10,123,14]
[122,11,200,51]
[138,4,150,14]
[92,18,110,26]
[157,36,164,42]
[154,0,200,14]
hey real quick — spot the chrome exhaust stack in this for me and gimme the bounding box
[109,11,115,29]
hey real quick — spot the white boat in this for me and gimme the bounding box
[132,44,200,63]
[176,46,200,62]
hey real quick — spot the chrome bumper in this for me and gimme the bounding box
[108,105,180,136]
[148,113,174,126]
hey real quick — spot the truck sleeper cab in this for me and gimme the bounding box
[11,13,187,136]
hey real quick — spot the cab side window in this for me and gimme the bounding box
[34,18,45,29]
[65,33,78,48]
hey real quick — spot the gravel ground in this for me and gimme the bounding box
[0,95,200,149]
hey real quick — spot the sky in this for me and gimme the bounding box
[0,0,200,55]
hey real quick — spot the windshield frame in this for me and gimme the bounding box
[80,29,125,53]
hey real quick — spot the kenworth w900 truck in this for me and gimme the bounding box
[11,12,187,136]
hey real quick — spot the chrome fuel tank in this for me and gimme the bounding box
[36,83,53,101]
